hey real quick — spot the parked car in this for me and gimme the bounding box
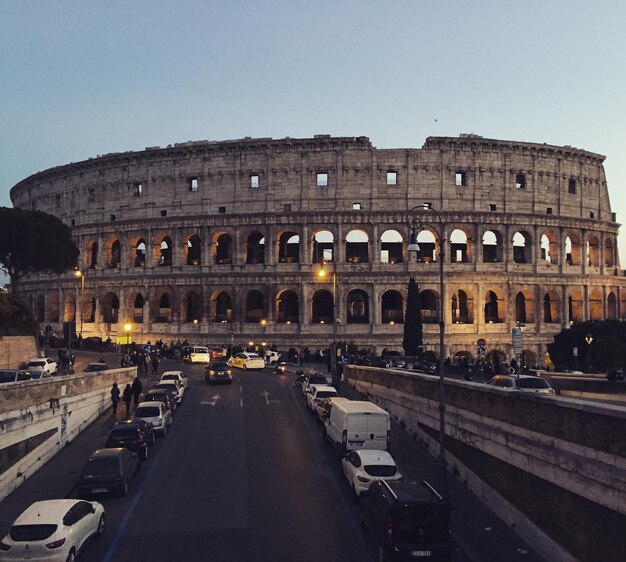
[185,346,210,364]
[105,419,155,460]
[0,369,32,384]
[160,370,189,389]
[360,480,452,561]
[302,373,330,397]
[413,359,437,374]
[0,499,105,561]
[305,385,339,412]
[154,380,184,403]
[486,374,556,395]
[83,363,109,373]
[26,358,57,376]
[77,448,140,498]
[133,401,173,436]
[316,396,350,424]
[264,350,281,365]
[228,352,265,370]
[144,388,176,414]
[205,362,233,384]
[341,449,402,496]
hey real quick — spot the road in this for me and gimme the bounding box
[0,357,549,561]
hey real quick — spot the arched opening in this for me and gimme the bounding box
[86,240,98,270]
[347,289,369,324]
[313,230,335,263]
[381,290,403,324]
[515,292,527,323]
[109,239,121,268]
[565,234,581,266]
[48,292,60,322]
[587,236,600,267]
[276,290,299,323]
[159,237,173,266]
[312,290,334,324]
[451,289,472,323]
[156,293,172,323]
[420,289,438,324]
[133,294,144,323]
[568,291,583,323]
[245,290,265,322]
[450,229,470,263]
[415,229,438,263]
[543,291,561,323]
[589,290,602,320]
[484,290,501,323]
[246,232,265,264]
[186,235,202,266]
[63,293,76,322]
[346,230,369,264]
[215,233,233,264]
[82,294,95,323]
[482,230,503,262]
[278,232,300,263]
[380,229,403,264]
[604,238,615,267]
[183,290,202,322]
[213,291,232,322]
[540,232,558,264]
[101,293,119,323]
[134,239,146,267]
[513,231,532,264]
[607,292,618,320]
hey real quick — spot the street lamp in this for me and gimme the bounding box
[124,323,132,355]
[318,261,339,387]
[585,334,593,372]
[74,269,85,345]
[407,202,448,499]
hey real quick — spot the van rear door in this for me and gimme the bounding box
[366,413,390,450]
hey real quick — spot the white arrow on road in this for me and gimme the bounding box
[201,393,221,407]
[260,390,280,405]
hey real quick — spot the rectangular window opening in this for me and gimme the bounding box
[352,202,362,210]
[134,182,143,196]
[590,212,595,219]
[283,204,292,213]
[386,171,397,186]
[546,208,553,215]
[189,178,198,192]
[455,171,467,187]
[110,214,116,222]
[489,204,497,212]
[515,173,526,189]
[316,172,328,187]
[218,206,226,214]
[568,179,577,194]
[250,175,260,189]
[160,210,167,217]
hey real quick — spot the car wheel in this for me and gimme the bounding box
[96,514,105,536]
[66,548,76,562]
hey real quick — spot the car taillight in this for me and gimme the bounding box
[46,538,66,549]
[0,541,11,551]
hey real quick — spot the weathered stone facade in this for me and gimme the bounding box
[9,134,625,364]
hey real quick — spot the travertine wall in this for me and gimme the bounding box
[9,135,626,363]
[0,336,39,369]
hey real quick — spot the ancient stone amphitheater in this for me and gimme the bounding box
[10,134,625,366]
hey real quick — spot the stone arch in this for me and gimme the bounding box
[278,231,300,263]
[543,290,561,323]
[607,291,618,320]
[312,229,335,264]
[185,234,202,266]
[63,292,76,323]
[451,289,473,323]
[85,240,98,270]
[420,289,438,324]
[131,237,146,268]
[132,293,144,323]
[82,293,96,323]
[154,291,173,323]
[212,291,232,322]
[347,289,369,324]
[381,290,403,324]
[450,228,471,263]
[213,232,233,264]
[103,236,121,269]
[484,289,503,323]
[182,290,202,322]
[540,231,558,264]
[604,238,615,268]
[415,228,438,263]
[246,232,265,264]
[589,289,602,320]
[380,229,403,264]
[156,235,173,266]
[482,230,503,262]
[312,289,334,324]
[565,233,581,266]
[276,289,299,323]
[346,229,369,264]
[245,289,265,322]
[512,230,533,264]
[48,291,60,322]
[101,292,119,323]
[515,290,533,323]
[587,235,600,267]
[568,290,583,323]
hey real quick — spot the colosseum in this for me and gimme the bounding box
[9,134,626,366]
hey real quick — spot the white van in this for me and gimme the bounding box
[187,346,210,364]
[324,400,390,456]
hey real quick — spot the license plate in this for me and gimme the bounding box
[348,441,364,446]
[411,551,432,557]
[91,487,108,493]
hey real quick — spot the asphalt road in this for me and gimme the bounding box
[0,357,549,562]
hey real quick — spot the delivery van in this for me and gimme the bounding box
[324,400,390,456]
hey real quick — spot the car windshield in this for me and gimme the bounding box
[161,374,178,380]
[145,393,165,401]
[309,376,328,384]
[517,378,551,390]
[27,361,45,368]
[82,458,120,477]
[135,406,160,417]
[10,524,57,541]
[364,464,397,477]
[108,428,139,440]
[392,504,450,542]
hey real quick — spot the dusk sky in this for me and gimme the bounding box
[2,1,625,260]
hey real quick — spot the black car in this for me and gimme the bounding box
[144,388,177,414]
[205,362,233,384]
[105,419,155,460]
[84,362,109,373]
[77,448,140,498]
[360,480,452,561]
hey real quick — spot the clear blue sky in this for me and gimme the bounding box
[1,0,625,260]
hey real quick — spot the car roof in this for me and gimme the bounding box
[313,385,337,393]
[381,480,443,503]
[161,370,183,376]
[146,388,168,395]
[14,500,81,525]
[353,450,396,465]
[89,448,125,459]
[110,419,143,429]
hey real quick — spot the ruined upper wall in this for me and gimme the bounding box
[9,134,614,227]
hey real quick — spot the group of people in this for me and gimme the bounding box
[110,376,143,417]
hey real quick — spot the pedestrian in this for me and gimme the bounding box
[111,383,120,415]
[151,354,160,377]
[131,376,143,409]
[122,384,132,417]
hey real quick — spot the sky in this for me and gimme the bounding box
[1,0,626,261]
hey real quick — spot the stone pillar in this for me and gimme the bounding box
[301,224,310,265]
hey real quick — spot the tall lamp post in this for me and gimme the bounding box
[407,202,448,499]
[124,323,132,356]
[74,269,85,342]
[318,261,339,387]
[585,334,593,373]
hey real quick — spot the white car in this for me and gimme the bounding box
[306,385,338,412]
[341,450,402,496]
[26,358,57,376]
[160,370,189,389]
[0,498,105,561]
[186,346,210,364]
[133,401,172,436]
[302,373,330,396]
[265,350,281,365]
[486,374,556,396]
[228,352,265,370]
[155,380,184,403]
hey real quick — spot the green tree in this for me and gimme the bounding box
[0,207,79,292]
[0,291,38,336]
[403,277,424,357]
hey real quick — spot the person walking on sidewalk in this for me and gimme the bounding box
[131,376,143,409]
[122,384,132,417]
[111,383,120,416]
[151,354,160,377]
